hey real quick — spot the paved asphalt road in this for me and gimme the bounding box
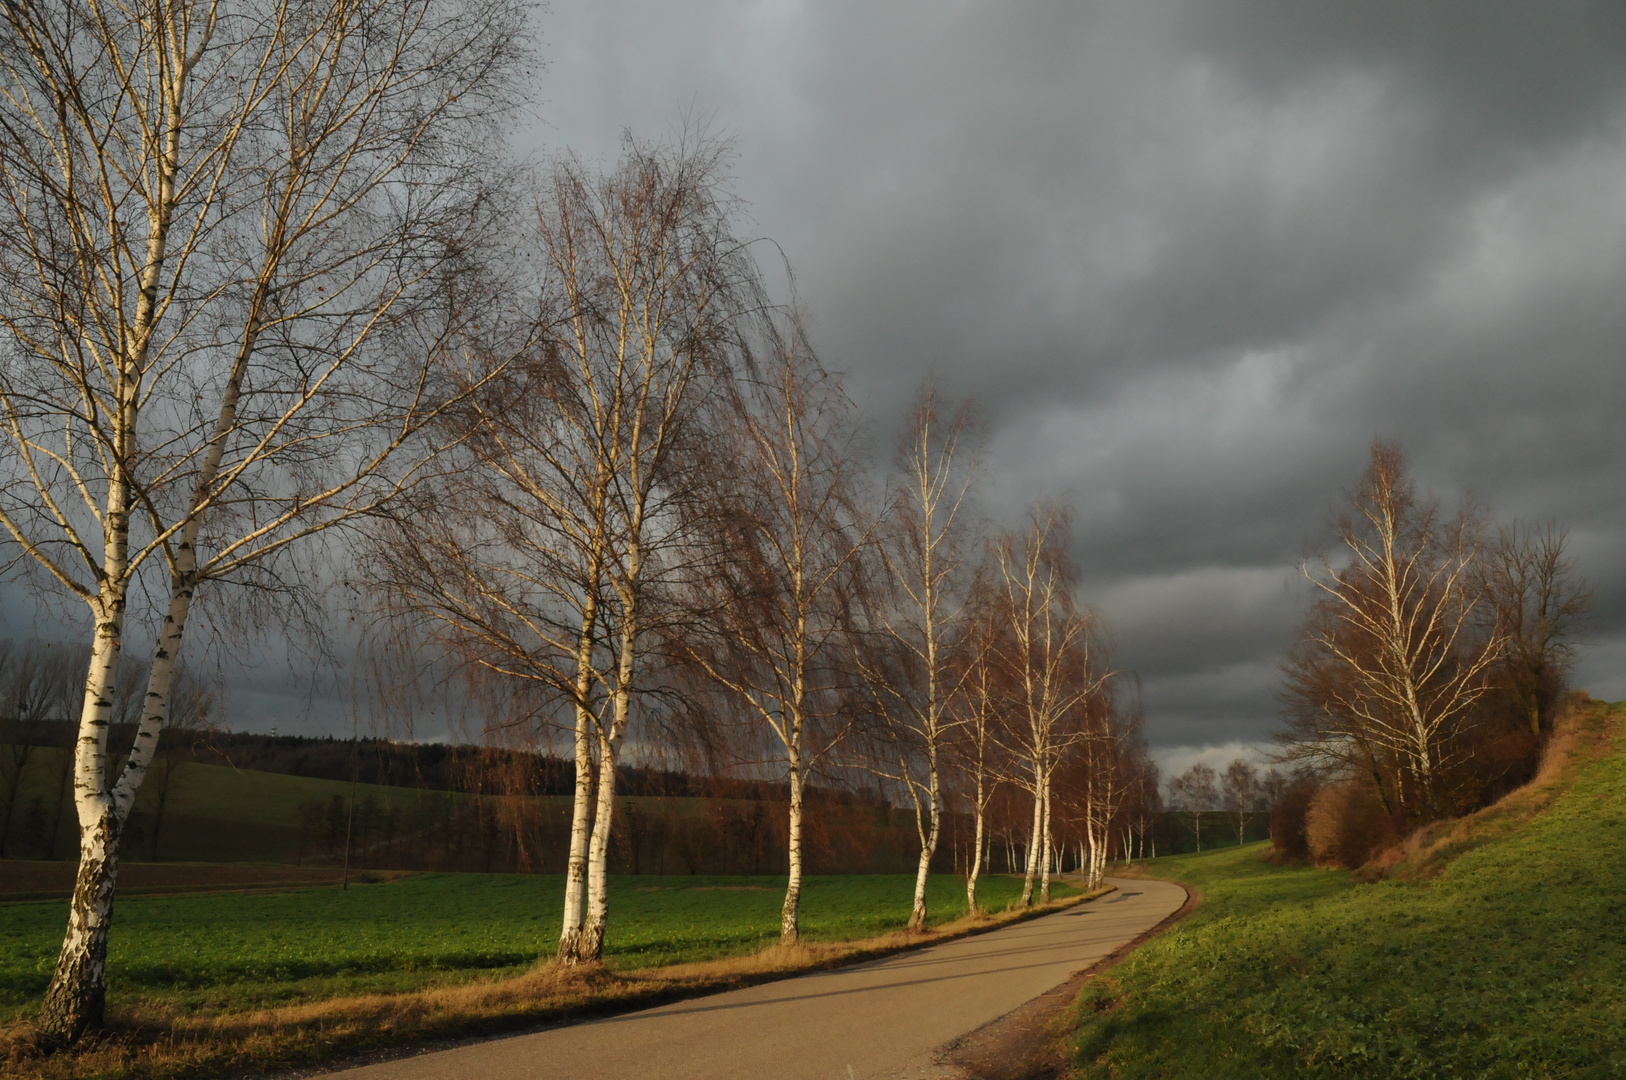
[327,876,1187,1080]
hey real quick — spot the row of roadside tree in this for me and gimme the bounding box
[0,0,1161,1048]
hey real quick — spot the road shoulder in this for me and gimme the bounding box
[930,876,1198,1080]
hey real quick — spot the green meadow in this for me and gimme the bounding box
[1070,702,1626,1079]
[0,872,1072,1020]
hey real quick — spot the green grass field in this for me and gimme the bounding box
[0,872,1071,1021]
[1071,703,1626,1079]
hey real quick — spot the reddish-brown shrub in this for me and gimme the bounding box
[1304,781,1400,868]
[1268,778,1320,862]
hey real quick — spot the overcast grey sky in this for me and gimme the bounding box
[8,2,1625,774]
[526,0,1626,772]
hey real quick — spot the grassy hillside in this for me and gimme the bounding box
[1,749,460,863]
[1071,699,1626,1078]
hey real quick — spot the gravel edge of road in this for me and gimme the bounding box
[933,879,1199,1080]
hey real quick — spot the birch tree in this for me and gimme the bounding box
[685,326,870,944]
[860,386,977,931]
[362,261,605,962]
[993,504,1102,905]
[1116,738,1159,863]
[947,585,1008,916]
[1282,443,1504,820]
[0,0,525,1043]
[1074,690,1133,889]
[370,137,758,963]
[1168,763,1217,852]
[554,139,759,962]
[1221,757,1257,846]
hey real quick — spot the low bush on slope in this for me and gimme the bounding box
[1073,700,1626,1078]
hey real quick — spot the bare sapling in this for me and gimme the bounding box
[1168,763,1218,852]
[0,0,527,1043]
[859,385,978,931]
[1480,521,1591,738]
[1221,758,1258,846]
[948,586,1009,916]
[684,322,871,944]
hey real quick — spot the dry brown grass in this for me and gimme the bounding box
[0,886,1111,1080]
[1356,694,1616,882]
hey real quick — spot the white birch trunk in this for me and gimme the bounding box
[965,775,985,916]
[558,592,599,963]
[1039,780,1053,903]
[781,745,804,944]
[781,637,807,945]
[34,588,126,1044]
[579,726,620,962]
[581,558,638,962]
[907,747,941,931]
[1019,773,1044,906]
[559,704,594,962]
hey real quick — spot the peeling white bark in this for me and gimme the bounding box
[907,749,941,931]
[782,752,804,943]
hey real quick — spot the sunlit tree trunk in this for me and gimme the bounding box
[579,727,620,961]
[581,552,640,962]
[782,737,805,942]
[1039,782,1054,903]
[908,746,941,931]
[1020,772,1044,906]
[557,562,606,963]
[965,769,986,915]
[558,722,592,960]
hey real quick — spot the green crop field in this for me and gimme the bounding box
[0,872,1073,1021]
[1071,702,1626,1079]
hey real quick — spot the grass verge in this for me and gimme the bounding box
[1071,700,1626,1079]
[0,873,1100,1079]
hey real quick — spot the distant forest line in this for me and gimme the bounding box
[0,729,1256,876]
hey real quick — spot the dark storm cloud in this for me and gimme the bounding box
[13,2,1624,759]
[1186,3,1626,149]
[534,0,1626,762]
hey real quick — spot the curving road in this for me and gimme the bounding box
[325,877,1186,1080]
